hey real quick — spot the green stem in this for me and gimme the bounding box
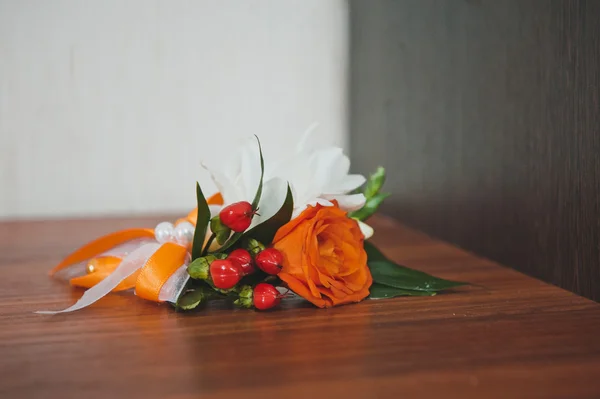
[202,233,216,256]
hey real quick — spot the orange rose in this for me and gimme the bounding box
[272,204,372,308]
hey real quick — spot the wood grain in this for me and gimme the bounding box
[1,215,600,398]
[349,0,600,300]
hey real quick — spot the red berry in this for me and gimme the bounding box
[255,248,283,275]
[228,248,254,275]
[209,259,242,289]
[219,201,256,233]
[253,283,281,310]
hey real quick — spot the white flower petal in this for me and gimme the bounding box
[291,208,304,218]
[314,198,334,207]
[310,148,348,188]
[292,198,334,218]
[240,139,262,200]
[329,174,366,194]
[357,220,374,239]
[201,128,378,225]
[296,122,320,154]
[201,162,242,205]
[250,177,288,229]
[333,153,351,181]
[323,193,366,212]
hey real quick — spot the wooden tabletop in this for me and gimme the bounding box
[1,215,600,399]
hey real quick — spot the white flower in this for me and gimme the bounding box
[270,126,367,217]
[202,127,373,238]
[201,137,289,231]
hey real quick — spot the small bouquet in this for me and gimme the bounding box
[40,131,466,314]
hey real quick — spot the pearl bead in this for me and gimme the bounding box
[154,221,175,244]
[174,221,195,246]
[86,262,96,274]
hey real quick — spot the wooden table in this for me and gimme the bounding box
[1,215,600,399]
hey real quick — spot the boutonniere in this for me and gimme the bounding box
[40,130,466,314]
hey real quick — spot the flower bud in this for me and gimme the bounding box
[228,248,255,275]
[210,259,242,289]
[187,255,218,280]
[219,201,256,233]
[210,216,231,245]
[255,248,283,275]
[253,283,281,310]
[233,285,254,308]
[243,238,265,256]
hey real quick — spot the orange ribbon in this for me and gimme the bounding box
[135,242,188,302]
[50,228,155,276]
[53,192,225,303]
[67,243,187,302]
[69,256,139,291]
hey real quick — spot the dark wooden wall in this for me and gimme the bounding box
[349,0,600,300]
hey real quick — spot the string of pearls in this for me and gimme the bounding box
[154,221,195,247]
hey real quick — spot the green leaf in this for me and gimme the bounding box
[349,192,390,221]
[215,136,265,253]
[364,241,389,262]
[364,166,386,199]
[369,260,466,291]
[348,167,389,221]
[244,184,294,245]
[369,283,436,299]
[250,135,265,210]
[191,182,211,261]
[215,230,229,246]
[177,289,205,310]
[365,241,467,291]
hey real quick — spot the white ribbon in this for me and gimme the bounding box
[37,242,161,314]
[158,265,190,303]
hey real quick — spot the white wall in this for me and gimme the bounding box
[0,0,348,219]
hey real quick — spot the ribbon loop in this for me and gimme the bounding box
[50,228,155,275]
[135,242,189,302]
